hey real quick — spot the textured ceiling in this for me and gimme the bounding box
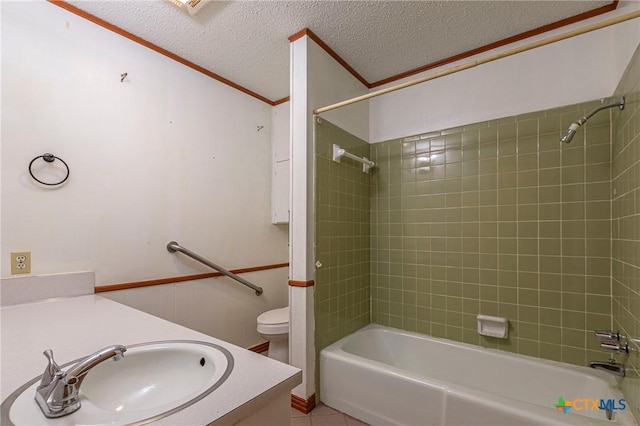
[66,0,613,102]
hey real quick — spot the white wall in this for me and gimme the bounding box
[307,41,370,142]
[289,35,369,401]
[370,2,640,143]
[102,268,288,348]
[1,1,288,348]
[290,38,369,285]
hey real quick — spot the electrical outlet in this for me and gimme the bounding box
[11,252,31,275]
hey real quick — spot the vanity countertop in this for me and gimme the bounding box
[0,295,301,425]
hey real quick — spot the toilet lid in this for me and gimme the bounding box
[257,307,289,325]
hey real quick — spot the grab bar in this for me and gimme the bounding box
[166,241,263,296]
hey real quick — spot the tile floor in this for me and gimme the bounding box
[290,403,370,426]
[254,350,369,425]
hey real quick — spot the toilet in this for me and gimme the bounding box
[256,306,289,363]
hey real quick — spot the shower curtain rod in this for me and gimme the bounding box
[314,9,640,115]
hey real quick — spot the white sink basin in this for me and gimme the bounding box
[2,341,234,425]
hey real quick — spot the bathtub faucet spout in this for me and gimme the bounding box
[588,360,625,377]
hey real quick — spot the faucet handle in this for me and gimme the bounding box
[40,349,63,386]
[595,330,621,341]
[600,340,629,354]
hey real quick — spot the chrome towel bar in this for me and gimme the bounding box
[167,241,263,296]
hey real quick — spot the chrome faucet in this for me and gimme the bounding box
[35,345,126,418]
[600,340,629,355]
[593,329,631,355]
[594,330,622,341]
[588,360,625,377]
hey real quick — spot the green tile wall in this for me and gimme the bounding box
[314,50,639,415]
[612,44,640,423]
[314,119,371,353]
[370,100,614,367]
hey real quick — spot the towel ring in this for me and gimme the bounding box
[28,153,70,186]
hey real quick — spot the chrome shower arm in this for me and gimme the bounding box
[580,97,625,124]
[560,97,624,143]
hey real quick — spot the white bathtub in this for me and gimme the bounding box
[320,324,636,425]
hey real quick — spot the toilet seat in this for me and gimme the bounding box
[257,307,289,335]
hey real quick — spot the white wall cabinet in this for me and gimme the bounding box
[271,102,290,224]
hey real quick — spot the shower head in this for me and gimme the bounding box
[560,123,580,144]
[560,97,625,144]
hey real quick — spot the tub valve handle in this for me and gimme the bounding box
[600,340,629,354]
[594,330,621,341]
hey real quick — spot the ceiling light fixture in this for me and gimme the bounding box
[167,0,211,16]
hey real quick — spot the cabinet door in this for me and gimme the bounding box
[272,159,290,224]
[272,107,290,162]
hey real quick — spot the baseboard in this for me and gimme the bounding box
[249,344,315,414]
[291,393,316,414]
[247,341,269,354]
